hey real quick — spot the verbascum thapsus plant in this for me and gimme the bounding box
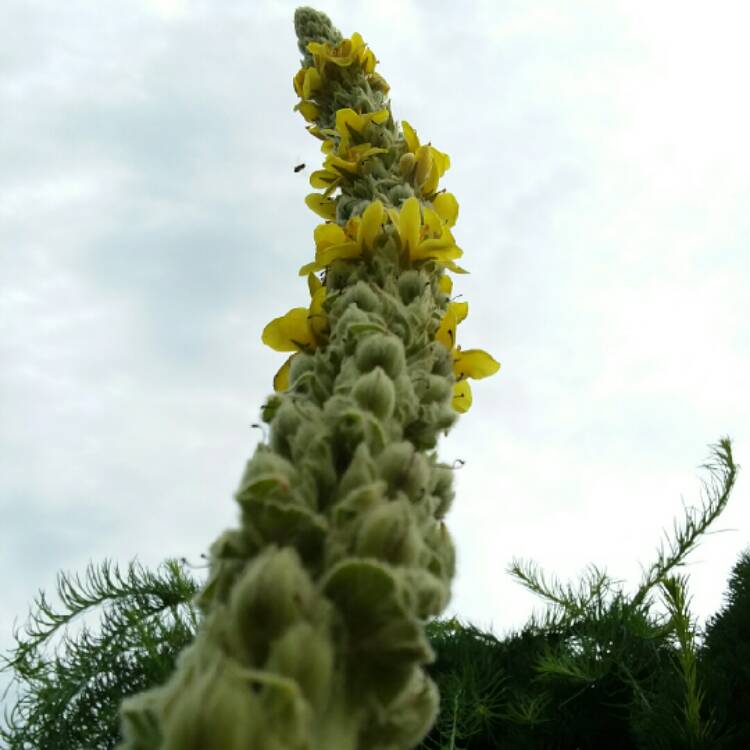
[117,8,499,750]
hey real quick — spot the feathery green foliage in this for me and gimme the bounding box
[417,438,739,750]
[700,547,750,749]
[1,559,200,750]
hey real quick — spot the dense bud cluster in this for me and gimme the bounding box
[117,7,499,750]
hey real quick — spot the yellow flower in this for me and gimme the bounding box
[308,109,389,195]
[402,120,450,196]
[310,143,387,195]
[295,101,320,123]
[435,301,500,412]
[262,275,329,391]
[305,193,337,220]
[432,192,459,228]
[330,108,389,151]
[293,67,323,99]
[307,32,376,74]
[309,164,342,195]
[388,197,465,270]
[299,201,385,275]
[438,275,453,296]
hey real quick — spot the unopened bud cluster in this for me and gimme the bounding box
[117,7,499,750]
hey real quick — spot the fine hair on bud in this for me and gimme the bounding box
[355,333,406,378]
[352,366,396,420]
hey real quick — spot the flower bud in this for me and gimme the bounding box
[423,521,456,579]
[158,658,263,750]
[227,547,315,665]
[414,149,432,187]
[355,334,405,378]
[289,352,315,382]
[376,441,415,493]
[399,152,416,177]
[379,667,440,749]
[269,399,304,457]
[430,342,454,377]
[417,374,451,404]
[353,366,395,420]
[337,441,376,495]
[343,281,380,312]
[403,569,450,618]
[430,465,455,519]
[398,270,429,305]
[196,529,261,612]
[234,450,298,509]
[264,622,334,712]
[354,498,422,565]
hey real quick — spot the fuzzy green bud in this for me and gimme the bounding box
[227,547,316,666]
[352,366,396,420]
[399,152,416,177]
[355,333,406,378]
[265,622,335,713]
[354,498,422,565]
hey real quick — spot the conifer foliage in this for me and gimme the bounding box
[0,560,198,750]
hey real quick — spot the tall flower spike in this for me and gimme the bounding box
[117,8,500,750]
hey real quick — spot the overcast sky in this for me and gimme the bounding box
[2,0,750,706]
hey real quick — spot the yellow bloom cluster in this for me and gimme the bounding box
[262,192,498,409]
[401,121,451,198]
[435,288,500,412]
[293,32,388,123]
[298,196,463,275]
[309,109,389,196]
[264,30,499,412]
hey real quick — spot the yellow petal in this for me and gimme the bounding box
[306,40,328,58]
[449,301,469,325]
[305,194,337,220]
[369,109,390,125]
[452,380,472,413]
[358,45,376,74]
[358,200,384,251]
[412,238,463,262]
[307,273,322,296]
[435,308,458,350]
[398,197,421,257]
[454,349,500,380]
[273,354,295,392]
[430,146,450,176]
[335,108,362,139]
[302,68,322,99]
[262,308,314,352]
[432,193,459,228]
[308,286,329,342]
[318,240,360,266]
[420,206,443,238]
[293,69,305,97]
[443,260,469,274]
[414,146,432,187]
[314,222,347,249]
[438,275,453,296]
[298,260,321,276]
[422,167,440,197]
[310,169,340,190]
[296,101,320,122]
[402,120,419,153]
